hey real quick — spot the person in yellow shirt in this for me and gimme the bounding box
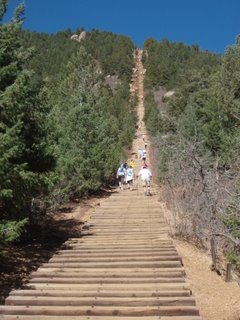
[129,159,134,168]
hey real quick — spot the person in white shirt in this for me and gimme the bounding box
[126,165,134,191]
[137,165,152,196]
[116,164,126,190]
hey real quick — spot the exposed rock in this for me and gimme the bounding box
[70,34,78,41]
[78,31,86,41]
[70,31,86,42]
[105,75,121,92]
[154,87,167,115]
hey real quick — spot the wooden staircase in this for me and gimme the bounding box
[0,188,201,319]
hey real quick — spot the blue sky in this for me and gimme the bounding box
[4,0,240,53]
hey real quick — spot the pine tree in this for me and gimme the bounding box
[0,1,53,245]
[48,48,123,201]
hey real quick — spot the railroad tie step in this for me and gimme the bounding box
[0,305,200,316]
[6,296,196,307]
[30,270,185,279]
[9,289,193,298]
[0,316,203,320]
[28,277,186,284]
[24,282,192,291]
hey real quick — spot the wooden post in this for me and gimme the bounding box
[225,263,232,282]
[211,238,216,271]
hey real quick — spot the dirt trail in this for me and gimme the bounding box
[131,49,149,165]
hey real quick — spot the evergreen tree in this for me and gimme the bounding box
[48,47,134,202]
[0,1,53,244]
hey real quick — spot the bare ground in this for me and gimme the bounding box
[174,239,240,320]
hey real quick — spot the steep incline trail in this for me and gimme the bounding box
[0,49,201,319]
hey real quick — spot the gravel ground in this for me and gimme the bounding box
[174,239,240,320]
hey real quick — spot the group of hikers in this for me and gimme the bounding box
[116,160,135,191]
[116,127,152,196]
[116,154,152,196]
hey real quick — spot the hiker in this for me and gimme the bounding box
[126,165,134,191]
[123,162,129,170]
[141,149,147,161]
[142,159,148,167]
[137,165,152,196]
[129,159,135,168]
[116,164,126,190]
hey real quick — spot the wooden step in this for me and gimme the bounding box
[89,222,165,225]
[36,267,185,274]
[57,247,177,253]
[70,235,169,238]
[93,214,163,217]
[31,270,184,278]
[88,226,166,229]
[25,283,191,291]
[9,289,192,298]
[28,277,185,284]
[66,243,170,248]
[90,219,165,222]
[6,296,196,307]
[86,231,169,235]
[0,305,200,316]
[95,211,163,215]
[92,207,162,210]
[55,250,178,257]
[65,242,172,248]
[91,218,164,221]
[74,236,170,241]
[39,261,182,269]
[68,240,170,245]
[68,237,171,241]
[48,255,181,263]
[0,315,202,320]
